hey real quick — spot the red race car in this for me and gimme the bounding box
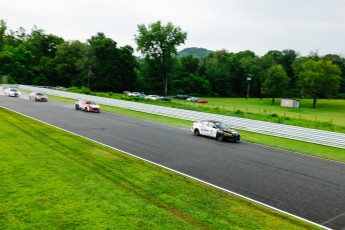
[29,92,48,102]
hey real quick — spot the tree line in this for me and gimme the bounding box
[1,19,344,107]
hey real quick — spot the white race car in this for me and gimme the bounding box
[5,88,21,97]
[191,120,240,142]
[75,99,101,113]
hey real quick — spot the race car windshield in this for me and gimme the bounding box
[215,122,231,129]
[36,93,44,95]
[86,101,96,105]
[10,89,17,92]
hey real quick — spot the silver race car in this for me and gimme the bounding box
[191,120,240,142]
[5,88,21,97]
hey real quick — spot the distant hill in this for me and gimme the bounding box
[177,47,213,58]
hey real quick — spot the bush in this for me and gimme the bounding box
[234,109,244,117]
[335,93,345,99]
[81,86,91,95]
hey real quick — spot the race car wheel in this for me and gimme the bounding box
[75,104,79,110]
[85,107,88,112]
[217,133,224,141]
[194,129,200,136]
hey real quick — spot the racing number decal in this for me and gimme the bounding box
[209,128,217,138]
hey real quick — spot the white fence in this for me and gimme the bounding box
[19,85,345,149]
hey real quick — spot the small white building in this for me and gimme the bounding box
[281,98,299,108]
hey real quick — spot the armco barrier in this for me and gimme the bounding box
[18,85,345,149]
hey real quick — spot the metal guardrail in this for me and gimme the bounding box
[18,85,345,149]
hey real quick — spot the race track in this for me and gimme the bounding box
[1,95,345,229]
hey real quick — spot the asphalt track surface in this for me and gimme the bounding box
[1,95,345,229]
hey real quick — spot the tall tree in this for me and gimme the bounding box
[265,49,298,96]
[87,33,138,92]
[54,40,91,87]
[0,44,34,84]
[135,21,187,95]
[0,19,7,51]
[87,32,121,91]
[262,65,290,104]
[171,55,211,95]
[323,54,345,95]
[117,45,139,91]
[24,27,64,63]
[257,54,277,98]
[294,59,341,108]
[204,50,233,96]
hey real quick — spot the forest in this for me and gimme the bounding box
[1,19,344,107]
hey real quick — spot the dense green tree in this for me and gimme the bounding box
[54,40,91,87]
[0,44,34,84]
[4,27,27,47]
[18,27,65,85]
[212,50,260,97]
[323,54,345,95]
[256,54,277,98]
[294,59,341,108]
[0,19,7,51]
[265,49,298,96]
[24,27,64,64]
[171,55,211,95]
[138,57,172,94]
[179,55,199,74]
[135,21,187,95]
[87,32,121,91]
[87,33,138,92]
[117,45,139,91]
[204,50,233,96]
[262,65,290,104]
[172,73,211,95]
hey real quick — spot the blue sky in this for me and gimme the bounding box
[2,0,345,56]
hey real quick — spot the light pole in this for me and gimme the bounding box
[246,77,251,99]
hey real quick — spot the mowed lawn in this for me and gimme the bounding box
[0,108,321,229]
[179,98,345,126]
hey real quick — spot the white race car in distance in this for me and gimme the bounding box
[191,120,240,142]
[5,88,21,97]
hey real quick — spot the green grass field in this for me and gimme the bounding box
[0,108,322,229]
[197,97,345,126]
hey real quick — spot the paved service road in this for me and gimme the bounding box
[1,95,345,229]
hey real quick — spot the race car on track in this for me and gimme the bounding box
[191,120,240,142]
[75,100,101,112]
[29,92,48,102]
[5,88,21,97]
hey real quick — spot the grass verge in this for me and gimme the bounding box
[0,108,322,229]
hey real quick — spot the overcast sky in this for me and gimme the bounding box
[2,0,345,56]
